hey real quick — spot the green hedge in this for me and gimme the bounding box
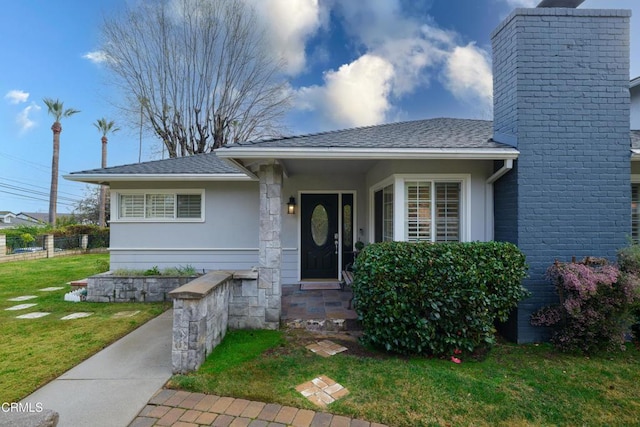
[352,241,529,356]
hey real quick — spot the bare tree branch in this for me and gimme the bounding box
[100,0,291,157]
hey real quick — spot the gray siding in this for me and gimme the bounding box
[492,8,631,343]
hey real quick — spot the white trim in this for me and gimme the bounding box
[63,173,250,184]
[486,159,513,184]
[369,173,471,243]
[111,189,205,223]
[632,150,640,161]
[218,147,520,160]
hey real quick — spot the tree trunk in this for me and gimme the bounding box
[99,136,108,227]
[49,122,62,225]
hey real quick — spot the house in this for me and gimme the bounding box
[0,211,45,230]
[67,2,638,343]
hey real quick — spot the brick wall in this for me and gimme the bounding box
[491,8,631,342]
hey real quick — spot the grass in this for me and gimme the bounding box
[0,254,168,402]
[169,329,640,427]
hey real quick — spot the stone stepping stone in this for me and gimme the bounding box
[5,303,38,311]
[306,340,348,357]
[16,312,50,319]
[60,312,93,320]
[8,295,38,302]
[112,310,141,319]
[295,375,349,407]
[39,287,64,292]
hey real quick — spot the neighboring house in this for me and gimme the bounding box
[66,4,637,343]
[0,211,45,230]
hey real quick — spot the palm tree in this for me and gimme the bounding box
[93,118,120,227]
[43,98,80,225]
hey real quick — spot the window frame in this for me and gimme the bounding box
[370,174,470,243]
[112,189,205,223]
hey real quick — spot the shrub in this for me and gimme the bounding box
[54,224,110,249]
[531,258,639,354]
[617,244,640,344]
[352,241,529,357]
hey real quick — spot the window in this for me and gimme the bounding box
[374,184,394,242]
[372,175,466,243]
[405,181,460,242]
[117,191,203,220]
[383,185,394,241]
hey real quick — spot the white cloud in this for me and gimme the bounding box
[4,90,29,104]
[443,43,493,112]
[16,102,41,134]
[297,54,395,128]
[294,1,495,128]
[247,0,325,76]
[83,50,109,64]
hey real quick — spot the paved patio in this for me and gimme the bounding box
[130,389,388,427]
[281,283,358,330]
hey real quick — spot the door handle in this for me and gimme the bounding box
[334,233,339,254]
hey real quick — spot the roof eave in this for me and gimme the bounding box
[217,147,520,160]
[63,173,251,185]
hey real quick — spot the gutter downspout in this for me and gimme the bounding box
[485,159,514,241]
[486,159,513,185]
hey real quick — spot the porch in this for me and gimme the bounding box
[281,283,359,331]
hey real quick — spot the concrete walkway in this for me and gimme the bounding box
[20,310,174,427]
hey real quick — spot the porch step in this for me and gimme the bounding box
[284,318,362,332]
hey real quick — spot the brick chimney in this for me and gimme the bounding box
[491,5,631,342]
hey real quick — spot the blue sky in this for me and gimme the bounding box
[1,0,639,214]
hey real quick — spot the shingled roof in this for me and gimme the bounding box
[67,151,243,177]
[64,151,251,185]
[223,118,504,150]
[67,119,640,182]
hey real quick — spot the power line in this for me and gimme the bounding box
[0,183,82,203]
[0,176,85,199]
[0,189,77,208]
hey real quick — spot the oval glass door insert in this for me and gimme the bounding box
[311,204,329,246]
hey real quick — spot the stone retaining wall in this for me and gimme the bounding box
[86,272,196,302]
[169,269,265,373]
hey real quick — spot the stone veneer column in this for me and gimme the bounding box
[258,163,283,329]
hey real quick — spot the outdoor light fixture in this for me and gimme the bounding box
[287,196,296,215]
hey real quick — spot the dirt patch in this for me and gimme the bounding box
[266,329,399,360]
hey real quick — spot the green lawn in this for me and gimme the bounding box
[0,254,168,402]
[170,329,640,427]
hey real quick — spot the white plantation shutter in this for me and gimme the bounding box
[177,194,202,218]
[406,181,431,242]
[119,194,144,218]
[404,181,461,242]
[145,194,175,218]
[435,182,460,242]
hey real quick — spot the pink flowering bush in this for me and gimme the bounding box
[531,258,639,354]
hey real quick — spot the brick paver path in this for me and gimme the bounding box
[129,389,388,427]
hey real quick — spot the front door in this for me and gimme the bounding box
[301,194,339,279]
